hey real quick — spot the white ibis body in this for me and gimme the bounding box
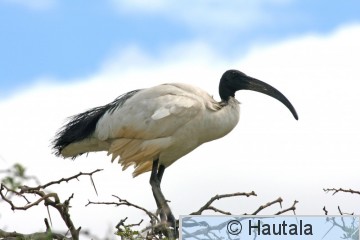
[53,70,298,177]
[53,69,297,233]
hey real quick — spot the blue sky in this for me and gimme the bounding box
[1,1,360,237]
[1,0,360,97]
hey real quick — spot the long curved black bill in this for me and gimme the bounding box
[240,75,298,120]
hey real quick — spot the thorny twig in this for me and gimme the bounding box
[251,197,283,215]
[324,188,360,196]
[323,188,358,216]
[323,206,329,215]
[181,196,298,240]
[116,217,143,230]
[1,163,302,239]
[190,191,257,215]
[86,194,165,238]
[0,169,103,240]
[19,168,103,194]
[86,194,159,223]
[274,200,298,215]
[322,188,359,240]
[90,191,297,239]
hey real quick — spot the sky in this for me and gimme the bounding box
[1,0,360,239]
[1,0,360,97]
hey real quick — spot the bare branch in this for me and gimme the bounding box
[86,194,159,223]
[324,188,360,196]
[250,197,283,215]
[274,200,298,215]
[190,191,257,215]
[19,169,103,193]
[119,218,143,229]
[337,206,354,216]
[206,206,232,215]
[90,174,99,196]
[323,206,328,215]
[338,205,344,215]
[1,169,103,240]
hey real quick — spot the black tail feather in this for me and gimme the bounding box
[52,89,141,156]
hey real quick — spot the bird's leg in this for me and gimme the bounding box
[150,159,176,234]
[157,164,165,183]
[150,159,161,186]
[150,159,166,222]
[156,164,176,229]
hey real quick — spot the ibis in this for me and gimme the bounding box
[53,69,298,231]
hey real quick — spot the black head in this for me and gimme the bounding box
[219,69,298,120]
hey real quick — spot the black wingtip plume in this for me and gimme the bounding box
[52,89,141,156]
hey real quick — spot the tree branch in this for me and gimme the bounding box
[19,169,103,194]
[0,169,103,240]
[274,200,298,215]
[86,194,159,224]
[190,191,257,215]
[324,188,360,196]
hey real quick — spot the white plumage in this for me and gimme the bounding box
[53,70,297,178]
[60,83,239,176]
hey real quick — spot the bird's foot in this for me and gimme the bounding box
[152,190,177,237]
[150,159,177,237]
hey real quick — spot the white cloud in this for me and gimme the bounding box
[1,23,360,237]
[0,0,56,10]
[110,0,293,31]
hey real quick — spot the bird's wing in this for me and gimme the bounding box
[94,84,203,141]
[54,83,215,176]
[93,84,205,175]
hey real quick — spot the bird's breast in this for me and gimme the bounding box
[197,97,240,144]
[158,98,240,167]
